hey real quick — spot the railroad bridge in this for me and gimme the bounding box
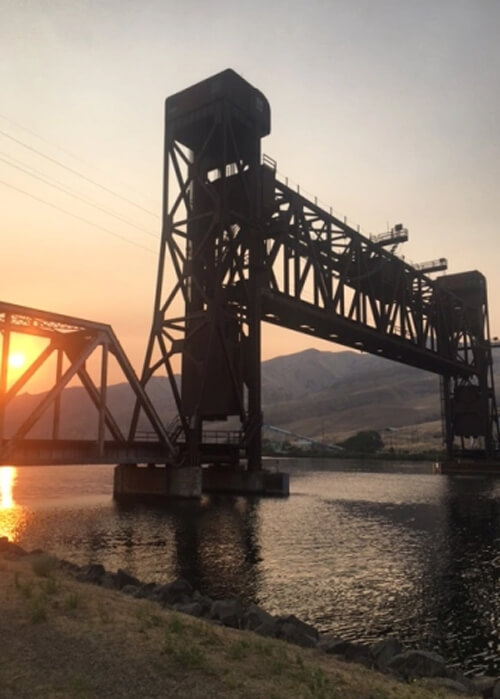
[1,69,498,495]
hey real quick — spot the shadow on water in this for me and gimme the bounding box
[431,477,500,674]
[333,476,500,674]
[113,495,263,603]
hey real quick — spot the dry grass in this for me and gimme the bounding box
[0,555,476,698]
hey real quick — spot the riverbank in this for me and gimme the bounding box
[0,541,491,698]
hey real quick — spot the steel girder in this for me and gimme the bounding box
[0,302,176,464]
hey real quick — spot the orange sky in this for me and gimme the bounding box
[1,1,499,390]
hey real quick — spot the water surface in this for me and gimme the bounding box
[2,459,500,675]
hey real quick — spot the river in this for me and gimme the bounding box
[1,458,500,676]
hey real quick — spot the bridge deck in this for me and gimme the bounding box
[0,439,240,466]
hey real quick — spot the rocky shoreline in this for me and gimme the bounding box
[1,536,497,697]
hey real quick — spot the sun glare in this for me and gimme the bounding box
[8,352,26,370]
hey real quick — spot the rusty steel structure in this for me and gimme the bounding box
[130,69,499,468]
[0,302,177,465]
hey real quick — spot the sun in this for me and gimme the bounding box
[8,352,26,370]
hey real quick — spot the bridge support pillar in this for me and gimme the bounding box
[202,468,289,497]
[113,463,202,501]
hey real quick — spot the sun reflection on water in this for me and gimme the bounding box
[0,466,22,541]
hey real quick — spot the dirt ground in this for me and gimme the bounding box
[0,554,477,698]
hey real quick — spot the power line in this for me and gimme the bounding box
[0,178,157,255]
[0,128,160,219]
[0,111,162,211]
[0,153,159,239]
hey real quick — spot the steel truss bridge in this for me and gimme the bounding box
[1,69,498,468]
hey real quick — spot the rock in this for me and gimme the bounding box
[101,572,118,589]
[343,642,374,668]
[58,559,81,575]
[134,582,160,599]
[275,615,318,648]
[317,635,345,654]
[388,649,448,679]
[210,599,243,628]
[423,677,471,694]
[121,585,139,596]
[493,678,500,699]
[254,618,279,638]
[173,601,203,617]
[115,569,140,590]
[370,638,404,670]
[0,539,28,558]
[76,563,106,585]
[469,675,497,697]
[242,603,275,631]
[318,637,373,665]
[155,579,193,606]
[192,590,213,615]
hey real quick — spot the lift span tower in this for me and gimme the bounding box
[128,68,498,483]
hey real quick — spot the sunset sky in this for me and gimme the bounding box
[1,0,499,384]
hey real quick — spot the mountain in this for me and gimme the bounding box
[6,348,500,450]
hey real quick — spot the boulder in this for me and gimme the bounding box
[101,572,118,589]
[423,677,470,694]
[155,579,193,606]
[254,618,279,638]
[210,599,243,628]
[469,675,497,697]
[275,615,318,648]
[134,582,160,599]
[121,585,139,596]
[1,540,27,558]
[242,603,275,631]
[192,590,213,616]
[370,638,404,670]
[58,559,81,575]
[317,635,345,654]
[388,650,447,679]
[115,569,140,590]
[76,563,106,585]
[343,642,374,668]
[173,601,203,617]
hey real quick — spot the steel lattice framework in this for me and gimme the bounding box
[130,69,498,467]
[0,302,177,465]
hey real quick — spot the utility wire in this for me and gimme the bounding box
[0,128,160,219]
[0,111,162,211]
[0,153,159,239]
[0,178,157,255]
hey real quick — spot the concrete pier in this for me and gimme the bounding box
[113,463,290,501]
[202,468,289,497]
[436,459,500,476]
[113,463,202,501]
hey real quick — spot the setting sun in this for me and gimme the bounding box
[8,352,26,370]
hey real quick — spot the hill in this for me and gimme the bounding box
[6,348,500,451]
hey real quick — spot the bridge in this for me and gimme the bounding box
[1,69,498,494]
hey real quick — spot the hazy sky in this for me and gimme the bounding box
[1,0,499,381]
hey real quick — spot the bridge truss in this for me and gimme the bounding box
[131,69,499,468]
[0,302,177,465]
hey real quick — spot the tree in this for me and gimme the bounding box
[339,430,384,454]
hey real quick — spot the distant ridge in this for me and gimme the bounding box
[6,348,500,450]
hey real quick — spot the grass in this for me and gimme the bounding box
[0,554,471,698]
[63,591,82,611]
[28,595,48,624]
